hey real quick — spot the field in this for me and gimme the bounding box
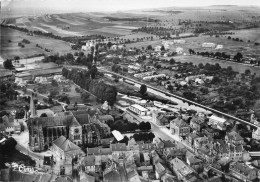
[126,33,260,58]
[0,27,73,60]
[227,28,260,43]
[5,12,148,38]
[171,55,260,75]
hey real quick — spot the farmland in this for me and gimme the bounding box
[169,55,260,75]
[0,27,73,60]
[4,12,148,37]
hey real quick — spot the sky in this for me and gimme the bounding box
[1,0,260,13]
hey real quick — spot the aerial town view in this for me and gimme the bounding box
[1,0,260,181]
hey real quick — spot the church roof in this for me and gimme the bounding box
[28,115,76,127]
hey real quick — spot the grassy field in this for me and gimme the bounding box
[171,55,260,75]
[7,13,147,37]
[227,28,260,43]
[0,27,73,60]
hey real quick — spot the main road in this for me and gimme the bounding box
[97,67,258,128]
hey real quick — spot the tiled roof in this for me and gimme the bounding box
[82,155,95,166]
[162,140,175,148]
[28,115,75,127]
[138,143,156,151]
[231,162,256,175]
[173,118,189,127]
[74,114,90,125]
[101,148,112,155]
[53,136,81,153]
[128,138,137,146]
[110,143,127,151]
[155,162,166,174]
[227,131,243,141]
[80,172,95,182]
[190,116,205,124]
[0,123,5,131]
[87,148,100,155]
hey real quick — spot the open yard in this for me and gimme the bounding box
[0,27,73,60]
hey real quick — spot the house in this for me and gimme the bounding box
[176,47,184,54]
[214,139,243,161]
[190,115,205,132]
[127,169,142,182]
[208,115,227,130]
[169,157,198,182]
[173,39,186,44]
[170,117,190,138]
[197,143,215,163]
[230,162,258,181]
[128,104,148,116]
[150,150,160,165]
[215,45,223,50]
[194,136,213,150]
[166,148,187,161]
[138,143,156,152]
[79,172,95,182]
[187,133,198,147]
[162,140,176,152]
[202,42,216,48]
[155,162,166,179]
[110,143,127,156]
[142,152,150,166]
[82,155,96,173]
[52,136,83,159]
[225,130,244,145]
[82,41,95,51]
[143,74,166,81]
[155,46,162,52]
[154,138,165,154]
[156,114,172,126]
[103,160,127,182]
[186,150,202,167]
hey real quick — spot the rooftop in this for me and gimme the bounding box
[110,143,127,151]
[53,136,81,154]
[209,115,226,123]
[130,104,148,112]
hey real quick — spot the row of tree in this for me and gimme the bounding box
[62,68,117,105]
[107,120,151,133]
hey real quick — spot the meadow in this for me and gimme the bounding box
[0,27,73,60]
[8,13,146,38]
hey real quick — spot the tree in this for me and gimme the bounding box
[234,53,243,62]
[90,65,98,79]
[3,59,14,69]
[245,69,251,76]
[161,45,165,51]
[147,45,153,50]
[40,113,48,117]
[170,58,175,65]
[51,80,58,87]
[139,122,147,131]
[145,122,151,130]
[107,42,112,49]
[139,84,147,95]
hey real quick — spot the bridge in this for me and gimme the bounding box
[98,68,258,128]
